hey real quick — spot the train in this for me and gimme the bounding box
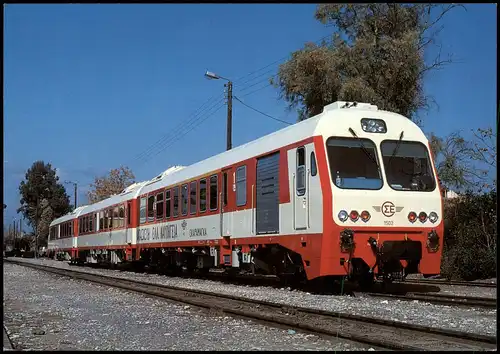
[48,101,444,287]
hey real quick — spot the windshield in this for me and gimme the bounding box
[326,137,383,190]
[381,140,436,192]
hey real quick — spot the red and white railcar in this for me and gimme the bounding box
[48,101,444,284]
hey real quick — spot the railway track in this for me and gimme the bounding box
[361,292,497,309]
[4,259,497,351]
[399,278,497,288]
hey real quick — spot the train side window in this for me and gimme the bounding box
[117,207,124,228]
[173,187,179,217]
[83,216,88,233]
[113,206,119,228]
[181,184,188,216]
[89,215,93,233]
[223,172,228,207]
[209,175,218,211]
[103,210,108,229]
[94,213,97,231]
[139,197,147,224]
[147,195,155,222]
[156,192,164,220]
[108,208,114,229]
[127,203,132,226]
[236,166,247,206]
[190,181,197,215]
[79,218,82,234]
[296,147,306,196]
[165,190,171,218]
[99,212,104,230]
[199,179,207,213]
[311,151,317,177]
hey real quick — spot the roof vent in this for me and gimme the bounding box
[323,101,378,113]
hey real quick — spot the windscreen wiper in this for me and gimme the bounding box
[388,131,405,166]
[348,128,379,167]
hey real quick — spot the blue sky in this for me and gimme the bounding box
[3,4,497,229]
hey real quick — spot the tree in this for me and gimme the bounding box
[87,166,135,204]
[429,127,496,193]
[18,161,72,242]
[272,4,464,121]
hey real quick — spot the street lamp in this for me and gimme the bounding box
[64,180,78,209]
[205,70,233,151]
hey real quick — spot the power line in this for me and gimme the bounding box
[136,100,226,168]
[234,96,292,126]
[129,95,224,166]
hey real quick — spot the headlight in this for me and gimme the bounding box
[338,210,348,222]
[429,212,439,223]
[349,210,359,222]
[418,212,428,223]
[408,211,417,223]
[360,210,371,222]
[361,118,387,133]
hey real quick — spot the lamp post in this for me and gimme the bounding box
[204,70,233,151]
[64,180,78,209]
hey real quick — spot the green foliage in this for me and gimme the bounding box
[272,4,463,121]
[429,128,496,193]
[17,161,73,240]
[441,191,497,280]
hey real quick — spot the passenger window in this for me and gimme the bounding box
[89,216,93,233]
[311,151,317,177]
[209,175,218,211]
[181,184,188,216]
[165,190,171,218]
[99,212,104,230]
[199,179,207,212]
[156,192,164,220]
[118,207,125,228]
[190,181,197,215]
[113,207,119,228]
[127,203,131,226]
[84,216,88,233]
[297,147,306,196]
[236,166,247,206]
[108,208,113,229]
[140,197,147,224]
[173,187,180,217]
[147,195,155,222]
[223,172,228,207]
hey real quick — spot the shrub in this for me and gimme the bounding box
[441,191,497,280]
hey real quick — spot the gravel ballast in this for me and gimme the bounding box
[7,258,497,337]
[3,262,369,351]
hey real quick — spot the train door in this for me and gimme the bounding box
[256,152,280,234]
[221,168,232,237]
[293,146,308,230]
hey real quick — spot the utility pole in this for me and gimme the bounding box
[74,183,77,209]
[35,195,39,259]
[65,181,78,209]
[225,81,233,151]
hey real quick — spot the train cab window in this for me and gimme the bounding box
[113,206,119,228]
[199,179,207,213]
[165,190,171,218]
[236,166,247,206]
[147,195,155,222]
[139,197,147,224]
[181,184,188,216]
[297,147,306,196]
[209,175,218,211]
[311,151,317,177]
[190,181,197,215]
[156,192,164,220]
[173,187,180,217]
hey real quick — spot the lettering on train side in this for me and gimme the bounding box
[140,225,179,242]
[189,228,207,237]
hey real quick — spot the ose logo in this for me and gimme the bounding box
[381,201,396,217]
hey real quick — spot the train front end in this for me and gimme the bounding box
[318,103,444,284]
